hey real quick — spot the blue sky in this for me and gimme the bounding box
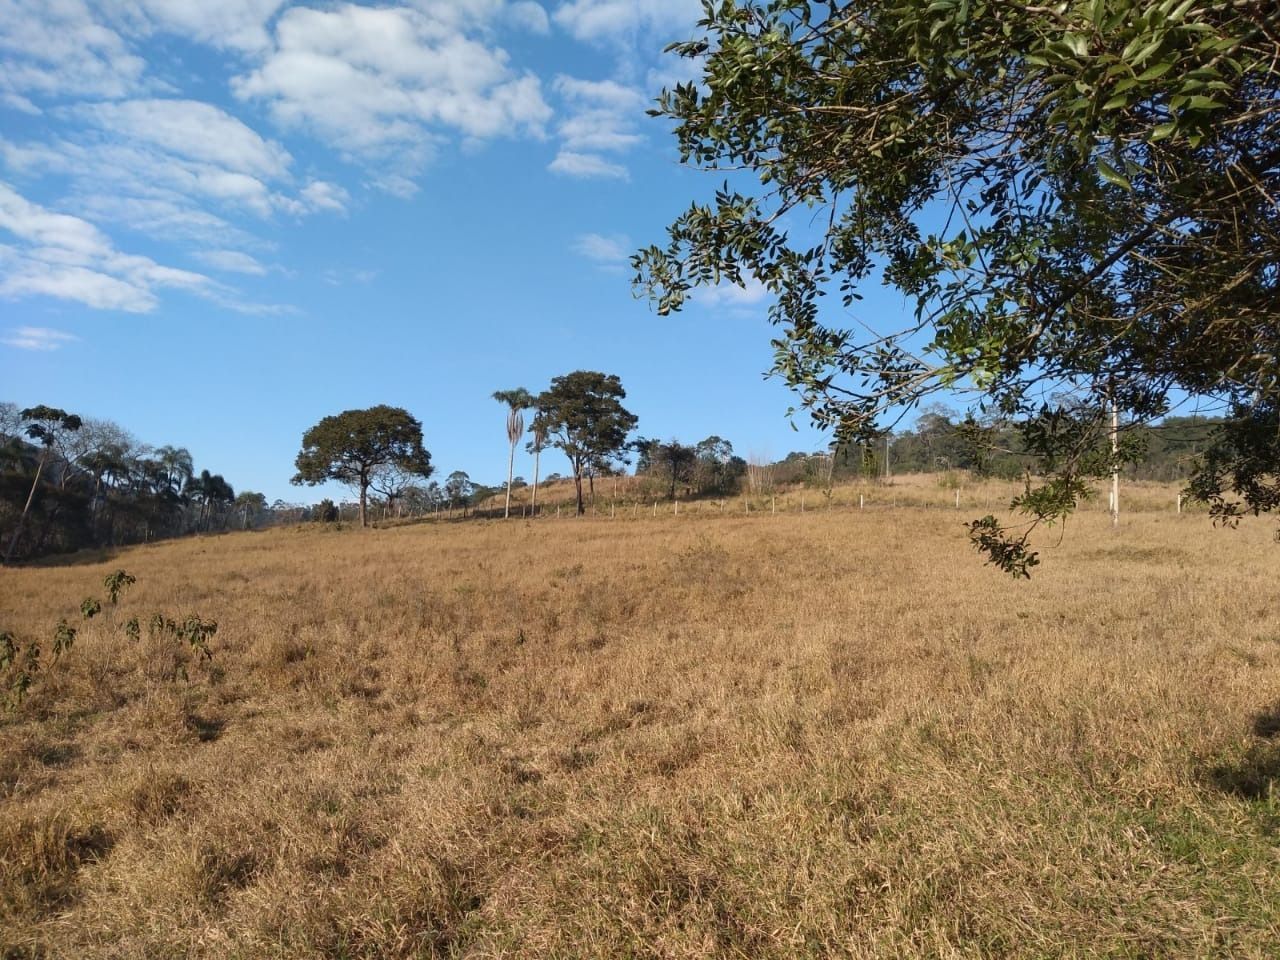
[0,0,909,502]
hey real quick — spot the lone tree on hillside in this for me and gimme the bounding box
[292,406,432,528]
[493,387,534,519]
[533,371,638,516]
[635,1,1280,575]
[3,405,82,564]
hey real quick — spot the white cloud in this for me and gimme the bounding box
[0,181,214,312]
[573,232,630,262]
[233,2,552,184]
[549,75,646,180]
[1,92,40,115]
[68,193,260,250]
[548,150,628,179]
[509,2,551,33]
[554,75,645,111]
[2,96,348,260]
[553,0,700,42]
[321,266,379,286]
[78,99,292,181]
[3,132,280,220]
[120,0,288,53]
[299,180,350,214]
[695,276,771,309]
[2,326,78,351]
[0,254,154,312]
[197,249,268,275]
[0,0,147,103]
[367,173,421,199]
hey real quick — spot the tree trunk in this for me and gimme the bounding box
[573,468,585,516]
[1109,385,1120,528]
[4,447,48,564]
[531,447,541,516]
[359,482,368,528]
[504,440,515,519]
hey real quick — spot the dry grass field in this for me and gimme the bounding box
[3,483,1279,958]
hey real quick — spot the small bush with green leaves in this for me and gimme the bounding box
[1,571,219,710]
[104,570,137,605]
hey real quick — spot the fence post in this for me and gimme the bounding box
[859,494,864,510]
[771,496,775,514]
[955,488,960,509]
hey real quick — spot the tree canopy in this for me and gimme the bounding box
[1,404,244,561]
[635,0,1280,574]
[292,406,432,528]
[533,371,638,515]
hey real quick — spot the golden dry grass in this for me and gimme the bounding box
[2,485,1279,958]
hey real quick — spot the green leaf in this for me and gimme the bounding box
[1064,33,1090,58]
[1097,158,1132,190]
[1184,95,1224,110]
[1137,61,1174,82]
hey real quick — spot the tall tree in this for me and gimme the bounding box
[635,0,1280,574]
[185,470,235,531]
[493,388,534,520]
[444,470,473,516]
[640,439,699,500]
[532,372,638,516]
[292,406,432,528]
[154,445,194,499]
[234,491,267,529]
[3,406,81,564]
[527,421,548,517]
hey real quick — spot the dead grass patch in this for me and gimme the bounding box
[2,500,1279,956]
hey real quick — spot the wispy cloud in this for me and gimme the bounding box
[553,0,701,43]
[548,75,645,180]
[196,249,269,276]
[0,181,290,315]
[695,276,771,311]
[2,325,79,351]
[509,1,551,33]
[572,232,631,267]
[0,0,147,103]
[549,150,628,180]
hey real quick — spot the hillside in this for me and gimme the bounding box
[3,507,1279,957]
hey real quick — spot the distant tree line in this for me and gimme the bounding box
[1,402,266,562]
[7,387,1226,560]
[860,409,1225,484]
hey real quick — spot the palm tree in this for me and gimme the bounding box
[492,388,533,519]
[528,421,547,517]
[185,470,235,531]
[155,445,194,499]
[3,406,82,564]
